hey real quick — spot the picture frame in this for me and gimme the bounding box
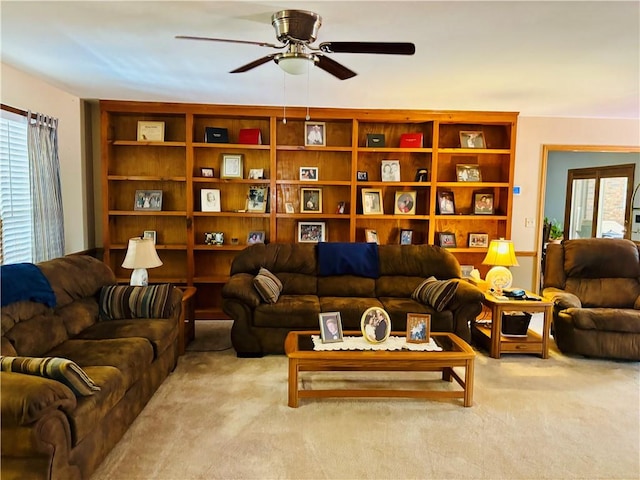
[299,167,318,181]
[406,313,431,343]
[319,312,343,343]
[336,201,346,214]
[394,191,416,215]
[437,232,457,248]
[456,164,482,182]
[365,229,379,244]
[246,186,268,213]
[221,154,243,179]
[361,306,391,344]
[201,188,221,212]
[362,188,383,215]
[136,121,165,142]
[460,265,474,278]
[459,131,486,149]
[247,231,265,245]
[200,167,214,178]
[415,168,428,182]
[474,193,495,215]
[142,230,156,244]
[381,160,400,182]
[304,121,326,146]
[134,190,162,211]
[300,187,322,213]
[468,232,489,248]
[400,229,413,245]
[248,168,264,180]
[437,191,455,215]
[298,221,326,243]
[357,171,369,181]
[285,202,295,214]
[204,232,224,246]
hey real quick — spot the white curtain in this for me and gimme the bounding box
[27,111,64,262]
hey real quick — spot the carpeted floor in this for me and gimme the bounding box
[90,320,639,480]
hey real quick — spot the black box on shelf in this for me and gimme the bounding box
[501,312,532,336]
[366,133,385,147]
[204,127,229,143]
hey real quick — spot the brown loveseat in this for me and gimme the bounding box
[222,243,484,356]
[1,255,182,480]
[542,238,640,360]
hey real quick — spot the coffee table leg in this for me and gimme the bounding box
[288,358,299,408]
[464,358,474,407]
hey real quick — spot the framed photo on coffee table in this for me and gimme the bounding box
[361,306,391,344]
[319,312,343,343]
[407,313,431,343]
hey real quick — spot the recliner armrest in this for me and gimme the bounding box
[543,287,582,309]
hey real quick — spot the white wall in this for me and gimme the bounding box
[1,63,90,254]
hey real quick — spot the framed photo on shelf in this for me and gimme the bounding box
[415,168,428,182]
[300,187,322,213]
[201,188,221,212]
[394,191,416,215]
[400,229,413,245]
[246,186,268,213]
[456,164,482,182]
[221,154,243,179]
[204,232,224,246]
[134,190,162,211]
[406,313,431,343]
[437,191,455,215]
[285,202,295,214]
[362,188,383,215]
[468,232,489,248]
[474,193,494,214]
[319,312,343,343]
[200,167,214,178]
[437,232,457,248]
[136,121,164,142]
[248,168,264,180]
[357,171,368,181]
[142,230,156,244]
[365,229,379,244]
[247,231,265,245]
[361,306,391,343]
[381,160,400,182]
[299,167,318,181]
[459,131,486,149]
[298,221,326,243]
[460,265,474,278]
[336,201,346,214]
[305,121,326,146]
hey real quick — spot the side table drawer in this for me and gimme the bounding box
[500,341,542,354]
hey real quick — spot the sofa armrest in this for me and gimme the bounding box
[543,287,582,309]
[446,280,484,343]
[222,273,261,308]
[0,372,76,426]
[448,280,484,309]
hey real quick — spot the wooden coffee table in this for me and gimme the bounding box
[284,331,475,408]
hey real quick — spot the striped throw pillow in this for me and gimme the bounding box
[253,268,283,304]
[412,276,459,312]
[100,284,172,320]
[0,356,100,396]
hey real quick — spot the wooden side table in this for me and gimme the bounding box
[178,287,197,355]
[471,291,553,359]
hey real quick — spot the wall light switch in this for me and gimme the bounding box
[525,218,535,228]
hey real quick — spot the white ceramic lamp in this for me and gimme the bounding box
[482,239,519,293]
[121,238,162,286]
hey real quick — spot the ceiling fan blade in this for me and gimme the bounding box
[319,42,415,55]
[316,55,357,80]
[230,54,277,73]
[175,35,282,49]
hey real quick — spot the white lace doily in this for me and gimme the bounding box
[311,335,443,352]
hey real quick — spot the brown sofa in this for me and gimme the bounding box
[222,243,484,356]
[542,238,640,360]
[1,255,182,480]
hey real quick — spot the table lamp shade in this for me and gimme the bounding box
[482,239,518,292]
[121,238,162,286]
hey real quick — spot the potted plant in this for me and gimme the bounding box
[544,217,563,242]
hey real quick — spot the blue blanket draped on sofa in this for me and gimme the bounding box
[317,242,379,278]
[0,263,56,307]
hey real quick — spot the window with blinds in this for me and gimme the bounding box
[0,109,32,264]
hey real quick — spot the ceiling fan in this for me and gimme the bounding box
[176,9,415,80]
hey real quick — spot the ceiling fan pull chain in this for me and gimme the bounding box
[305,60,311,121]
[282,70,287,124]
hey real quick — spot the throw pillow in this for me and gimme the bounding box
[412,276,459,312]
[0,356,100,397]
[253,268,283,304]
[99,284,172,320]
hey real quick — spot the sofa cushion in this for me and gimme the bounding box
[253,268,283,303]
[567,308,640,334]
[319,297,384,329]
[318,276,376,298]
[253,295,320,328]
[4,314,69,357]
[412,277,459,312]
[565,278,640,308]
[317,242,379,278]
[99,284,172,320]
[0,356,100,396]
[0,263,56,308]
[376,276,425,298]
[380,297,454,333]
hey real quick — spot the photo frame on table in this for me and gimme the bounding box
[200,167,214,178]
[381,160,400,182]
[437,232,457,248]
[365,229,379,244]
[298,221,326,243]
[474,193,494,215]
[459,131,486,149]
[142,230,156,244]
[406,313,431,343]
[319,312,343,343]
[299,167,318,181]
[305,121,326,146]
[437,191,455,215]
[361,306,391,344]
[137,121,165,142]
[456,164,482,182]
[134,190,162,211]
[247,231,265,245]
[394,191,416,215]
[362,188,383,215]
[221,154,243,179]
[248,168,264,180]
[201,188,221,212]
[357,171,369,181]
[300,188,322,213]
[468,232,489,248]
[400,229,413,245]
[246,186,268,213]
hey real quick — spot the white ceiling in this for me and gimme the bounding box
[1,1,639,119]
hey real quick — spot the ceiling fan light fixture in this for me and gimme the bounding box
[275,52,316,75]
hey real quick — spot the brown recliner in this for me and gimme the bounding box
[542,238,640,360]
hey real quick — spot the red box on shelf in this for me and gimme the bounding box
[238,128,262,145]
[399,133,423,148]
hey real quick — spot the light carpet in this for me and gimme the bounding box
[91,320,639,480]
